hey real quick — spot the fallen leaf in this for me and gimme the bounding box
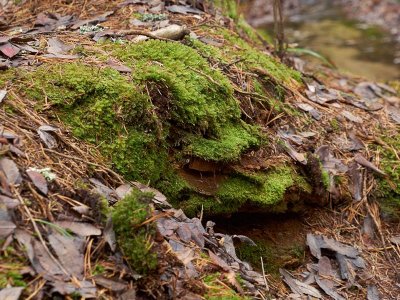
[51,280,97,298]
[362,213,375,242]
[166,5,203,14]
[306,84,339,104]
[37,125,58,149]
[321,235,359,258]
[0,157,22,185]
[55,221,101,236]
[207,249,230,271]
[92,276,128,292]
[48,231,85,279]
[199,37,223,47]
[71,11,114,30]
[17,44,39,54]
[232,235,256,246]
[157,217,179,237]
[341,110,362,123]
[33,12,75,32]
[315,275,345,300]
[387,105,400,124]
[335,253,355,282]
[103,217,116,252]
[354,154,386,176]
[32,238,68,280]
[115,183,133,199]
[106,60,132,73]
[26,169,48,195]
[47,38,72,54]
[0,204,16,238]
[348,161,363,201]
[390,236,400,246]
[0,287,24,300]
[282,140,307,164]
[118,0,147,7]
[367,285,380,300]
[0,89,7,103]
[0,195,19,209]
[280,269,322,298]
[0,36,12,44]
[90,178,118,203]
[0,42,20,58]
[307,233,322,259]
[43,38,78,59]
[297,103,322,120]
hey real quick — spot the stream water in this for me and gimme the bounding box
[261,1,400,81]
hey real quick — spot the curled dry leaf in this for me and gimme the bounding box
[354,154,386,176]
[37,125,58,149]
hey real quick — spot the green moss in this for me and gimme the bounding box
[212,0,239,20]
[112,189,157,274]
[0,270,26,288]
[216,167,295,206]
[330,118,340,132]
[375,133,400,219]
[21,39,264,205]
[203,273,245,300]
[0,69,15,88]
[181,167,308,216]
[185,122,261,161]
[321,169,330,189]
[236,240,305,276]
[181,194,243,217]
[112,40,240,131]
[214,28,302,84]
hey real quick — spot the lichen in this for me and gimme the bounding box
[111,189,158,274]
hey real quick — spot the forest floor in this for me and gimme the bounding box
[0,1,399,299]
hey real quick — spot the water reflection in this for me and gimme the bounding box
[261,2,400,81]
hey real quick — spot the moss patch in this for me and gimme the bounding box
[203,273,246,300]
[18,31,306,217]
[112,189,157,274]
[375,133,400,220]
[236,239,305,276]
[180,167,310,216]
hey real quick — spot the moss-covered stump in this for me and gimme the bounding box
[5,30,314,217]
